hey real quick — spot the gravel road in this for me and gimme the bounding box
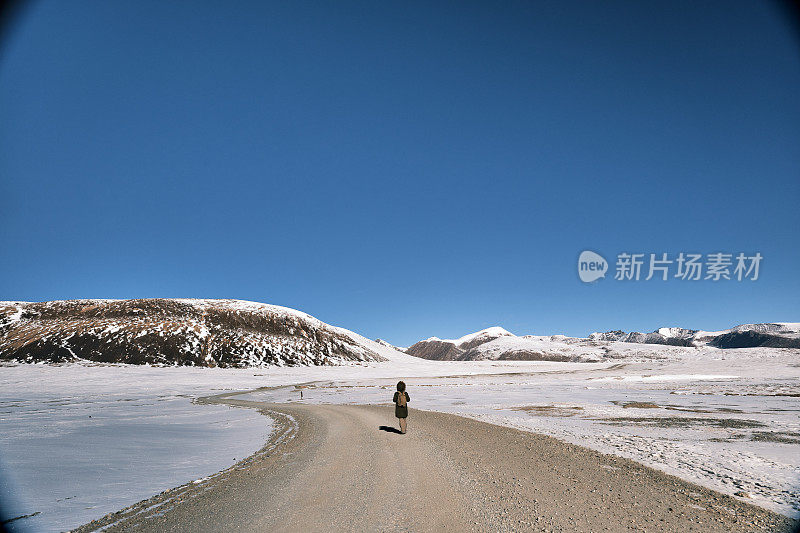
[75,391,798,532]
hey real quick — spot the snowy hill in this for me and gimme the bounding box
[375,339,407,352]
[406,326,588,361]
[406,327,627,362]
[406,327,513,360]
[0,299,411,367]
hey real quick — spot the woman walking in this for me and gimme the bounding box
[393,381,410,434]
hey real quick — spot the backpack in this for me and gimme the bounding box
[397,391,407,407]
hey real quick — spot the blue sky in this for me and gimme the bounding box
[1,1,798,346]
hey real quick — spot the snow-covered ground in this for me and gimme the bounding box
[0,365,275,532]
[0,346,798,530]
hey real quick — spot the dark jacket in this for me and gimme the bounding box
[393,391,410,418]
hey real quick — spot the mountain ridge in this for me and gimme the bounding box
[3,299,797,366]
[0,299,412,367]
[405,322,800,361]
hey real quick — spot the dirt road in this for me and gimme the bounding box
[76,391,797,532]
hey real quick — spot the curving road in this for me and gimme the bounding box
[76,391,797,532]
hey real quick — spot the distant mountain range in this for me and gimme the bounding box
[588,324,800,349]
[0,299,409,367]
[404,323,800,361]
[1,299,797,366]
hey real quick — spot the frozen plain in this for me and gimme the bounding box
[0,344,798,531]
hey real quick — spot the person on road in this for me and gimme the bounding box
[393,381,410,434]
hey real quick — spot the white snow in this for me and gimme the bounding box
[335,329,421,364]
[0,303,25,329]
[656,327,691,337]
[0,365,274,532]
[452,333,698,361]
[172,298,329,327]
[415,327,515,347]
[732,322,800,334]
[588,374,740,382]
[451,326,514,345]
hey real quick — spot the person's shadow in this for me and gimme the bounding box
[378,425,403,434]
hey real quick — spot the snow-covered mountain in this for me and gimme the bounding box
[405,326,583,361]
[0,299,410,367]
[407,327,613,362]
[406,322,800,361]
[589,323,800,349]
[587,328,698,346]
[405,327,513,360]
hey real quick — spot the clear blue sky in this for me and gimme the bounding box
[1,1,798,346]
